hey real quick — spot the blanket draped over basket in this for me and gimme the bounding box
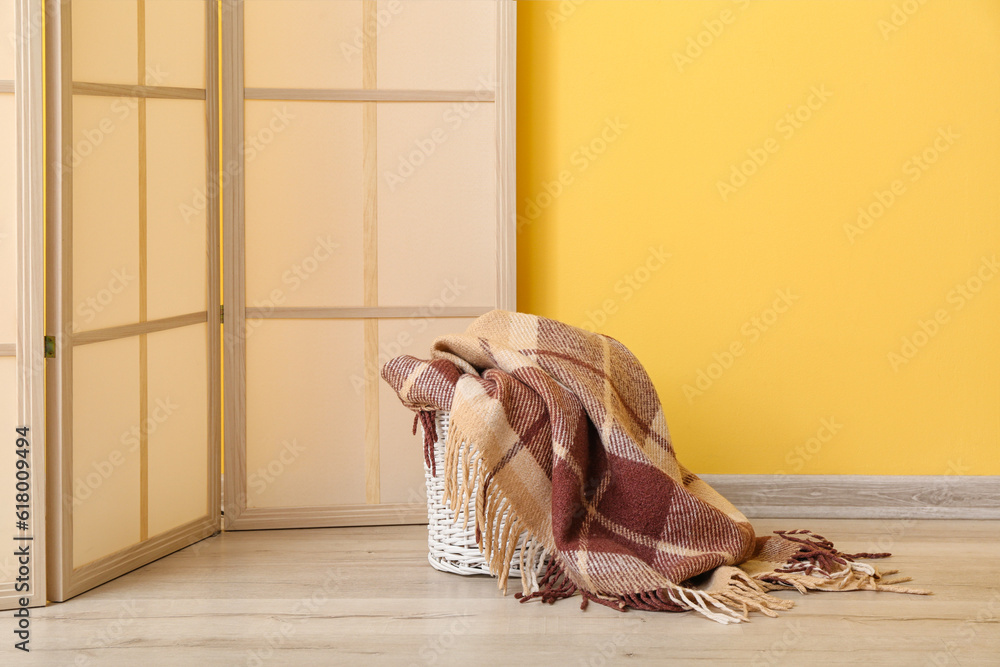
[381,310,926,623]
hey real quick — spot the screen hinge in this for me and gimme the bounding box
[220,305,224,324]
[44,336,56,359]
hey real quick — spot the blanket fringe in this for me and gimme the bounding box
[773,529,889,576]
[515,556,579,605]
[516,558,794,625]
[414,411,439,477]
[441,421,480,532]
[440,429,930,620]
[758,566,930,595]
[438,424,927,620]
[440,421,797,623]
[442,421,550,596]
[755,530,931,596]
[517,534,551,596]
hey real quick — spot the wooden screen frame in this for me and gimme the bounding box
[0,0,46,611]
[44,0,221,602]
[222,0,517,530]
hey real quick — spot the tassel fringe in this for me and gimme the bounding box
[437,428,929,624]
[754,530,931,596]
[516,558,795,625]
[441,421,549,596]
[414,411,438,477]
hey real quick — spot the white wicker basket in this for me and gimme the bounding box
[424,411,529,577]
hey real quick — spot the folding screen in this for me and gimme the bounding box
[0,0,45,611]
[0,0,18,609]
[222,0,516,529]
[42,0,515,600]
[45,0,220,601]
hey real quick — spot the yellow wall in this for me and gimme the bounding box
[516,0,1000,475]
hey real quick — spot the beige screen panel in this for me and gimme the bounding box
[0,0,13,80]
[0,359,15,582]
[377,102,496,307]
[146,99,207,321]
[0,0,12,576]
[147,324,209,536]
[46,0,219,604]
[245,319,366,509]
[145,0,207,88]
[72,0,139,85]
[377,0,496,91]
[72,338,142,568]
[0,94,14,342]
[244,101,364,309]
[72,94,140,333]
[377,316,475,504]
[223,0,513,530]
[244,0,363,90]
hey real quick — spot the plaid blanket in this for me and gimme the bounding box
[382,310,926,623]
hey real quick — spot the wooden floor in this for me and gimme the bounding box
[19,519,1000,666]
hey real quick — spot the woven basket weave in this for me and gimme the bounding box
[423,411,529,577]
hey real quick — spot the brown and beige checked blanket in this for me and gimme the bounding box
[382,310,926,623]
